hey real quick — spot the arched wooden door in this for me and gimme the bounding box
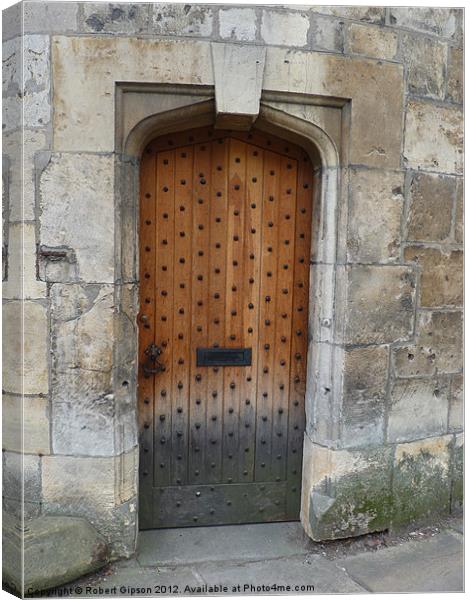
[138,126,313,529]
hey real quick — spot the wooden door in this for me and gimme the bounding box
[138,126,313,529]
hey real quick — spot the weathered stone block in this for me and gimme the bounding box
[338,265,416,345]
[347,23,397,59]
[3,515,108,594]
[50,284,116,455]
[392,435,452,527]
[212,43,266,130]
[81,3,149,34]
[400,33,446,99]
[388,377,449,443]
[406,172,455,242]
[311,6,385,24]
[448,374,463,432]
[447,47,463,104]
[51,37,213,152]
[23,1,79,34]
[261,10,309,47]
[347,169,403,263]
[39,154,115,283]
[2,451,41,504]
[301,438,393,540]
[393,311,462,377]
[404,246,463,307]
[219,7,257,42]
[341,345,389,446]
[42,455,116,512]
[42,450,138,555]
[454,178,463,244]
[451,433,463,514]
[2,1,21,41]
[2,129,48,222]
[3,223,47,300]
[389,7,461,39]
[311,15,343,52]
[3,300,49,395]
[404,100,463,174]
[151,4,213,36]
[3,394,50,455]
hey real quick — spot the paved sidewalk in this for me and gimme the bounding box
[46,518,464,596]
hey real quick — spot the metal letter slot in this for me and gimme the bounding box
[196,347,252,367]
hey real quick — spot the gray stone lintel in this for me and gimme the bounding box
[211,43,266,131]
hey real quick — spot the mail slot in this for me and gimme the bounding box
[196,347,252,367]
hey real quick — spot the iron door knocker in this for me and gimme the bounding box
[142,342,166,378]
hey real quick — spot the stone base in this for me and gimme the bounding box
[3,515,108,595]
[301,435,393,540]
[301,434,461,541]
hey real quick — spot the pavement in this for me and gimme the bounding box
[46,517,464,596]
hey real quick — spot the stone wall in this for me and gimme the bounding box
[2,1,463,588]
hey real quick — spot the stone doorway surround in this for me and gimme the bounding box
[43,34,409,547]
[3,7,462,585]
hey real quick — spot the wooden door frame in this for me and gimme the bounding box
[117,91,344,538]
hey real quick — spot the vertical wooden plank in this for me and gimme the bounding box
[271,156,298,482]
[206,137,229,483]
[238,143,263,482]
[287,153,313,516]
[223,138,246,483]
[255,151,281,482]
[171,145,194,486]
[138,146,157,492]
[153,149,175,487]
[188,141,211,486]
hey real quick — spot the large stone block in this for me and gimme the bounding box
[3,223,47,300]
[404,100,463,174]
[406,172,455,242]
[2,129,49,222]
[81,3,149,34]
[447,47,463,104]
[2,394,50,455]
[347,168,403,263]
[151,4,213,36]
[42,450,138,555]
[219,7,257,42]
[2,451,41,504]
[2,1,21,41]
[51,36,213,152]
[261,9,309,47]
[212,43,266,130]
[388,377,449,443]
[347,23,398,60]
[404,246,463,307]
[23,1,79,34]
[337,265,416,345]
[3,300,49,395]
[310,15,343,52]
[389,7,461,39]
[310,6,385,24]
[301,438,393,540]
[341,345,389,446]
[3,515,108,594]
[39,153,115,283]
[448,374,463,433]
[400,33,446,99]
[393,311,463,377]
[392,435,452,527]
[50,284,116,455]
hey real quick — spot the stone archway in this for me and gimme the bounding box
[121,93,342,538]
